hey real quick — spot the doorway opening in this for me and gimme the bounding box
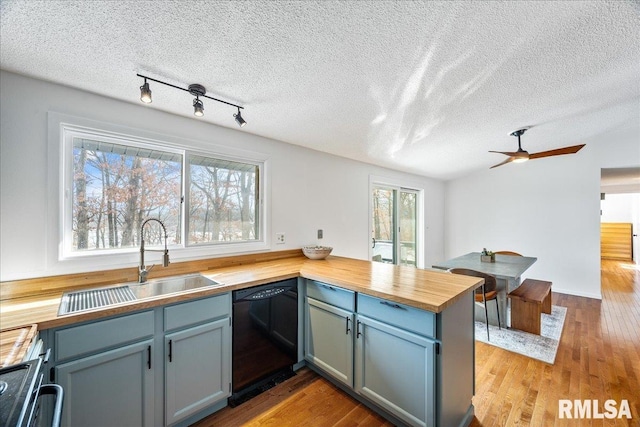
[600,167,640,265]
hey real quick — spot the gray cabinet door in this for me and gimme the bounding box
[56,339,154,427]
[355,315,436,427]
[164,318,231,425]
[304,297,354,387]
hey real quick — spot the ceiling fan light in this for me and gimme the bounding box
[512,149,529,163]
[139,81,152,103]
[193,98,204,117]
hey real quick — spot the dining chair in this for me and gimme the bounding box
[494,251,522,256]
[449,268,501,340]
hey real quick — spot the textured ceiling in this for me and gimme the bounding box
[1,1,639,180]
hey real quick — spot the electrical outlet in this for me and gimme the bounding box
[317,229,323,239]
[276,233,285,244]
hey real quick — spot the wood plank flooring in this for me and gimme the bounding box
[195,260,639,426]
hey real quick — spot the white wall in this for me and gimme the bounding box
[445,126,640,299]
[601,193,640,223]
[0,71,444,281]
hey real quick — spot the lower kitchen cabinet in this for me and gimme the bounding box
[47,293,232,427]
[304,281,474,427]
[355,315,435,427]
[56,339,155,427]
[304,297,354,387]
[165,318,230,425]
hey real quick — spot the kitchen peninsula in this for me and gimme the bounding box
[0,251,483,427]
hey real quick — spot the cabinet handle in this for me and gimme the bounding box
[345,316,351,335]
[168,340,173,362]
[147,345,151,370]
[356,320,362,338]
[321,284,336,291]
[380,300,403,309]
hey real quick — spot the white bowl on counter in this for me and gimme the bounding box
[302,246,333,260]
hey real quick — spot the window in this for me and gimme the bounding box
[371,185,419,266]
[188,155,259,245]
[63,124,263,258]
[71,137,183,251]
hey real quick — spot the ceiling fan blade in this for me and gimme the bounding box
[490,157,515,169]
[489,150,520,157]
[529,144,586,160]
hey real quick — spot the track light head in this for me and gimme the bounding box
[234,108,246,127]
[140,79,152,103]
[189,84,206,117]
[193,97,204,117]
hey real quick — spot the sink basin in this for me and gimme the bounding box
[130,274,224,299]
[58,274,223,316]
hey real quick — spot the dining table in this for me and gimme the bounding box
[432,252,537,326]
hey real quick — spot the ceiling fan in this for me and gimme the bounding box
[489,128,585,169]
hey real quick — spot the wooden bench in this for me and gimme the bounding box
[507,279,552,335]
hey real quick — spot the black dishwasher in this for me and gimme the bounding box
[230,279,298,406]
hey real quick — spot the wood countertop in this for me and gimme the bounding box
[0,324,38,366]
[0,254,482,332]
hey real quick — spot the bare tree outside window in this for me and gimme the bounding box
[72,138,182,251]
[68,130,263,255]
[188,156,258,244]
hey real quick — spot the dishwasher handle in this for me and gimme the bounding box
[38,384,64,427]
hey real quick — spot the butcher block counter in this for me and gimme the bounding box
[0,324,38,366]
[0,250,482,332]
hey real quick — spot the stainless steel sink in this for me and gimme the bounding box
[59,285,137,315]
[129,274,224,299]
[58,274,223,316]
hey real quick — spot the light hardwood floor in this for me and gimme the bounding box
[195,260,639,426]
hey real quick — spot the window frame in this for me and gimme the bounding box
[56,116,268,264]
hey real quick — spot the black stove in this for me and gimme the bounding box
[0,351,63,427]
[0,358,43,426]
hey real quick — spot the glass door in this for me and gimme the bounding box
[398,190,417,266]
[371,186,418,266]
[372,187,395,264]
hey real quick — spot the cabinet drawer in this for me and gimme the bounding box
[55,310,154,361]
[164,293,230,331]
[357,294,436,338]
[306,280,355,311]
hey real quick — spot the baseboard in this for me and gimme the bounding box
[458,404,475,427]
[552,288,602,300]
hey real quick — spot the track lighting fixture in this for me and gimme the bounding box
[234,108,246,127]
[136,73,246,126]
[139,78,152,103]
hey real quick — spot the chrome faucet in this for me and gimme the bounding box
[139,218,170,283]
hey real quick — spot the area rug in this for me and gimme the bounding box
[475,305,567,364]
